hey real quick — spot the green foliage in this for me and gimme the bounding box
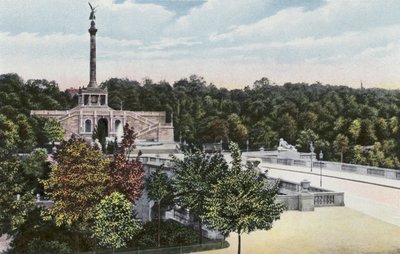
[43,137,110,226]
[173,150,229,243]
[296,129,319,152]
[43,118,65,143]
[16,114,37,152]
[0,114,19,158]
[146,165,174,246]
[3,73,400,167]
[9,208,93,253]
[227,113,248,145]
[333,134,349,163]
[92,192,141,250]
[25,238,73,254]
[203,142,285,254]
[133,220,199,248]
[0,158,34,235]
[21,148,49,193]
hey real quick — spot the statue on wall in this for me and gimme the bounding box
[89,2,96,20]
[93,138,102,151]
[278,138,297,151]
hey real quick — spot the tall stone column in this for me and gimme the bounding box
[88,20,98,88]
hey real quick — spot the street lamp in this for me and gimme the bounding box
[246,139,249,152]
[310,142,315,172]
[319,151,324,187]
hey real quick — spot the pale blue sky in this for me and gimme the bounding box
[1,0,399,89]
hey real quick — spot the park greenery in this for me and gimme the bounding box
[2,73,400,168]
[203,143,285,254]
[2,71,400,252]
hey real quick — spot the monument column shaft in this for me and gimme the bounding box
[88,21,98,88]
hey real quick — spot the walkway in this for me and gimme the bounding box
[202,207,400,254]
[260,162,400,227]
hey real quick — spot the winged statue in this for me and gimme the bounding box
[89,2,96,20]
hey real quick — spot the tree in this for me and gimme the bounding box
[333,134,349,163]
[296,129,319,152]
[0,159,34,235]
[349,119,361,142]
[43,137,110,226]
[203,143,285,254]
[146,165,174,247]
[227,113,248,145]
[43,118,65,143]
[15,114,36,153]
[0,114,19,159]
[249,118,278,149]
[92,192,141,253]
[173,150,228,244]
[108,124,145,202]
[21,148,48,194]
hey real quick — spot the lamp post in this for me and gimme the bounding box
[319,150,323,187]
[310,142,315,172]
[246,139,249,152]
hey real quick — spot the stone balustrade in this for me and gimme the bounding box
[245,151,400,180]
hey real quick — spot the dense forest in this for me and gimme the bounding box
[1,73,400,169]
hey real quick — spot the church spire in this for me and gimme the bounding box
[88,3,98,88]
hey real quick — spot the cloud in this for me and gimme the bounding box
[1,0,400,90]
[0,0,175,41]
[210,0,400,44]
[164,0,272,36]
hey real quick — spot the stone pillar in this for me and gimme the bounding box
[299,179,314,211]
[88,21,98,88]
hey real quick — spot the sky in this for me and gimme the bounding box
[1,0,400,90]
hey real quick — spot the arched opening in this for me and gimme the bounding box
[97,118,108,137]
[85,119,92,132]
[115,119,123,142]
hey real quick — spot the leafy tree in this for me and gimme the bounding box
[349,119,361,142]
[108,124,145,202]
[146,165,174,247]
[199,117,229,143]
[351,145,368,165]
[227,113,248,145]
[15,114,36,152]
[20,148,49,194]
[43,118,65,143]
[276,113,297,144]
[173,150,228,244]
[333,134,349,163]
[43,137,110,226]
[0,114,19,158]
[203,143,285,254]
[0,159,34,235]
[296,129,319,152]
[92,192,141,253]
[249,118,278,149]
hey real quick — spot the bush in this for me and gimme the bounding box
[132,220,199,248]
[26,238,73,254]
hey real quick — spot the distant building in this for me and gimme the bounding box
[31,17,174,144]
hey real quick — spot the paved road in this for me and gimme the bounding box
[261,162,400,227]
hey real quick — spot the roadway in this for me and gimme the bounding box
[260,162,400,227]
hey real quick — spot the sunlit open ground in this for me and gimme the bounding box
[202,207,400,254]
